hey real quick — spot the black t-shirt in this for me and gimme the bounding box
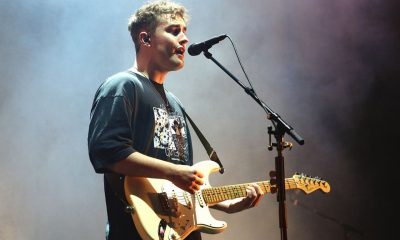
[88,71,200,239]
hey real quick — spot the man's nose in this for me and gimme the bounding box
[179,33,189,45]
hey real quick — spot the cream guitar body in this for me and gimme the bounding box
[125,161,226,240]
[124,160,330,240]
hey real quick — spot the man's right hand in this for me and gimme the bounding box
[167,165,204,194]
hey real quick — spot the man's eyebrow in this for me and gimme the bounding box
[166,24,187,32]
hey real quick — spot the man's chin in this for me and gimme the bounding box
[170,62,184,71]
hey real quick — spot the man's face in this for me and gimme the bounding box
[148,16,189,72]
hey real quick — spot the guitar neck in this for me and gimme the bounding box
[201,178,296,205]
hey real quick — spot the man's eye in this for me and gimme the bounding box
[172,28,180,36]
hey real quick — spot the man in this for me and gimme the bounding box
[88,1,264,239]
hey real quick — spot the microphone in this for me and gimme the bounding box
[188,34,227,56]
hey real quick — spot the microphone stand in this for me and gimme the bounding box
[202,50,304,240]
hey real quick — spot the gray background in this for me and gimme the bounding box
[1,0,399,239]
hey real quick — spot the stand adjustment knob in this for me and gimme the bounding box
[282,141,293,150]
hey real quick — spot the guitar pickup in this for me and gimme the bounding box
[183,192,193,209]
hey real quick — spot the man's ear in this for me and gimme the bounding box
[139,32,151,45]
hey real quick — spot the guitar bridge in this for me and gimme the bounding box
[158,191,181,217]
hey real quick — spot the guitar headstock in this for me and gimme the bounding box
[292,173,331,194]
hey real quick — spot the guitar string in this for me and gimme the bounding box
[168,178,325,203]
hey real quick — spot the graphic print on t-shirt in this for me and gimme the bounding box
[153,107,188,162]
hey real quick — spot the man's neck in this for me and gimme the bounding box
[133,60,167,84]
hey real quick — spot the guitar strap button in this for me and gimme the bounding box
[124,205,134,214]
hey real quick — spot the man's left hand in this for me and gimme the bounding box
[211,183,264,214]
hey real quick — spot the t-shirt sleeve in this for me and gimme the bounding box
[88,76,136,173]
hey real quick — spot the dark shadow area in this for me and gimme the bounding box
[343,1,400,238]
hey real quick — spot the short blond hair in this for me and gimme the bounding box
[128,0,189,52]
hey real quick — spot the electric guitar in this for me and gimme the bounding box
[124,160,330,240]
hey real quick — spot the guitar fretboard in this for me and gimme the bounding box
[201,179,298,205]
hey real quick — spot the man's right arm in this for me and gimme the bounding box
[108,152,204,194]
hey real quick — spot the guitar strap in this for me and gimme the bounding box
[168,93,225,174]
[180,109,225,174]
